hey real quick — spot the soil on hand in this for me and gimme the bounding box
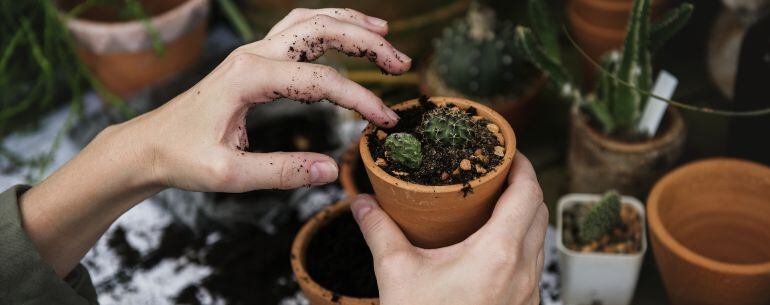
[305,212,378,298]
[367,96,504,186]
[562,202,643,254]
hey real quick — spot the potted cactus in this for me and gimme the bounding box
[360,96,516,248]
[420,2,544,131]
[557,191,647,305]
[516,0,692,197]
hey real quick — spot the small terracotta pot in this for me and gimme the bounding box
[360,97,516,248]
[291,200,379,305]
[567,105,685,198]
[647,158,770,305]
[61,0,209,98]
[419,58,545,132]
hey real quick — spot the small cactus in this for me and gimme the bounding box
[419,107,476,147]
[384,133,422,169]
[579,191,622,242]
[431,3,532,99]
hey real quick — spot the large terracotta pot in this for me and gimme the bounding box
[647,158,770,305]
[291,200,379,305]
[567,105,685,198]
[60,0,209,97]
[360,97,516,248]
[419,60,546,132]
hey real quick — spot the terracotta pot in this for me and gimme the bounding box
[61,0,209,98]
[291,200,379,305]
[557,193,647,305]
[360,97,516,248]
[567,105,685,198]
[419,59,546,132]
[339,139,375,198]
[647,158,770,305]
[567,0,666,81]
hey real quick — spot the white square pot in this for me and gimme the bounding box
[556,193,647,305]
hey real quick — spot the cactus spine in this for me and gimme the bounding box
[431,3,531,99]
[515,0,693,135]
[384,133,423,169]
[419,107,476,147]
[579,191,621,242]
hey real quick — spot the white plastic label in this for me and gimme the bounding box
[637,70,679,136]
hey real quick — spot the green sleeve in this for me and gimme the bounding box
[0,185,98,304]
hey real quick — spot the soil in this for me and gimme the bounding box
[561,202,643,254]
[367,96,504,186]
[305,212,378,298]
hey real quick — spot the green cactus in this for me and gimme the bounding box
[430,2,532,99]
[579,191,621,242]
[384,133,422,169]
[419,107,476,147]
[515,0,693,135]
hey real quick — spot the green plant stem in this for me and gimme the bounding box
[217,0,254,42]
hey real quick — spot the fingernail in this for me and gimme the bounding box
[351,194,375,222]
[310,161,338,185]
[384,106,400,124]
[393,48,411,63]
[367,16,387,27]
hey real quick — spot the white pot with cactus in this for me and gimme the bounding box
[557,191,647,305]
[515,0,693,197]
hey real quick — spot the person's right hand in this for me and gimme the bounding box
[351,153,548,305]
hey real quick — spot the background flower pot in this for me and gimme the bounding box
[647,158,770,305]
[419,60,546,132]
[360,96,516,248]
[291,200,379,305]
[60,0,209,97]
[557,193,647,305]
[567,105,686,198]
[339,139,374,198]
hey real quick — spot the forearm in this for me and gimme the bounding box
[18,123,163,277]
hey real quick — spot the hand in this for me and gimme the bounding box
[18,8,411,277]
[351,153,548,305]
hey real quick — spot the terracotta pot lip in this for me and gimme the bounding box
[418,54,547,107]
[290,200,379,303]
[647,158,770,274]
[339,140,362,197]
[573,0,665,12]
[571,105,685,153]
[556,193,648,259]
[359,97,516,193]
[567,2,626,37]
[61,0,207,28]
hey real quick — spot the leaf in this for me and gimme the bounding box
[527,0,560,61]
[649,3,694,52]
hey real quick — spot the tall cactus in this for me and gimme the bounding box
[515,0,693,135]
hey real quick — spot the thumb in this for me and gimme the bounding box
[351,194,412,261]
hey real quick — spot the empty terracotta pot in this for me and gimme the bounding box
[291,200,379,305]
[647,158,770,305]
[60,0,209,98]
[419,58,545,132]
[360,97,516,248]
[567,105,685,198]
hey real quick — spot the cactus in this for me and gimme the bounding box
[579,191,621,242]
[515,0,693,135]
[419,107,476,147]
[384,133,423,169]
[430,2,532,99]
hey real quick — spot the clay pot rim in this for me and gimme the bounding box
[61,0,206,29]
[568,1,626,37]
[359,96,516,193]
[556,193,648,259]
[290,200,379,304]
[572,0,666,13]
[418,54,548,107]
[339,140,362,197]
[571,105,685,154]
[646,158,770,274]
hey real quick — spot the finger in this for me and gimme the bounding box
[351,194,413,261]
[266,8,388,38]
[223,53,399,127]
[211,150,338,192]
[481,152,544,241]
[522,203,549,262]
[241,14,411,75]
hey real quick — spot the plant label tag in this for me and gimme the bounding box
[637,70,678,136]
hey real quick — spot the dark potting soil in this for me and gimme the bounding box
[305,212,378,298]
[367,96,504,186]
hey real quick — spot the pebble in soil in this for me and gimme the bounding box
[367,96,504,186]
